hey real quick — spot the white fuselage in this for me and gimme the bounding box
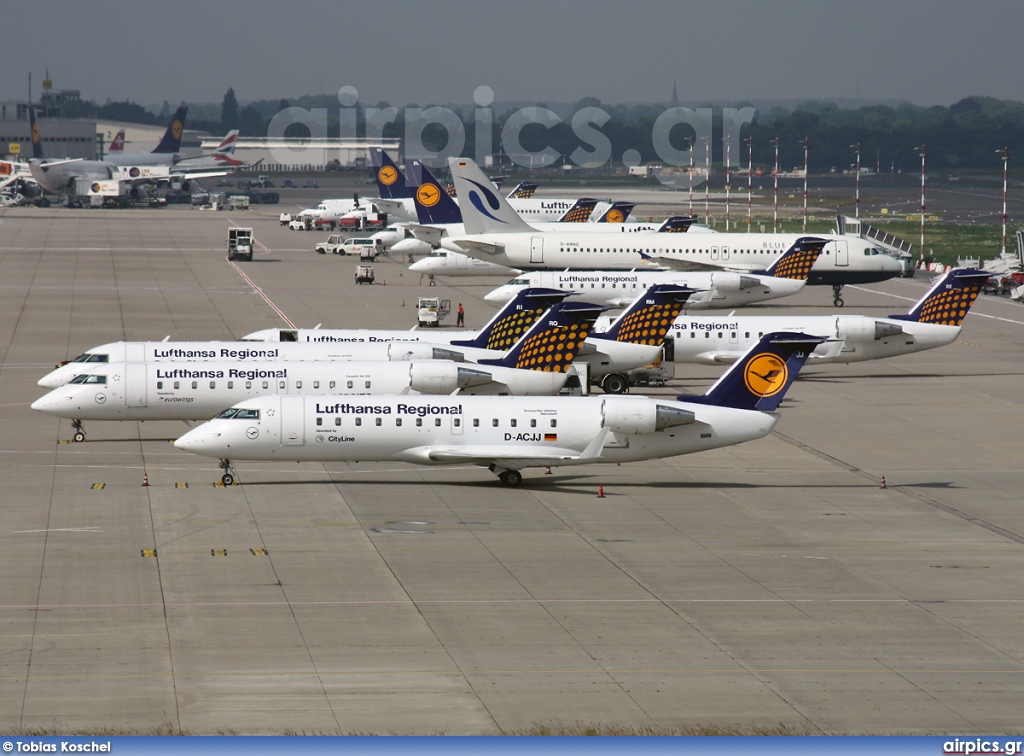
[31,359,570,423]
[442,232,903,285]
[174,394,778,471]
[407,249,521,276]
[636,314,961,365]
[29,159,116,193]
[484,270,805,309]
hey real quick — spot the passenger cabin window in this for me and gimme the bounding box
[375,418,382,426]
[416,418,423,427]
[550,419,557,428]
[530,419,537,427]
[473,419,479,427]
[316,417,323,427]
[227,381,234,389]
[313,381,319,389]
[454,418,461,427]
[492,419,499,427]
[355,417,362,426]
[278,380,285,390]
[246,381,252,389]
[262,381,269,389]
[209,381,215,389]
[347,381,353,389]
[174,381,180,389]
[329,381,336,389]
[296,381,302,389]
[434,418,441,427]
[192,381,198,389]
[335,417,341,426]
[157,381,163,389]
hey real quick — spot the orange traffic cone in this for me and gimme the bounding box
[142,473,150,487]
[879,476,887,489]
[545,466,552,475]
[597,485,605,498]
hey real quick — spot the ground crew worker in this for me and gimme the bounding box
[456,303,465,327]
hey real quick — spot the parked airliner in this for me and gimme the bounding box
[174,332,825,487]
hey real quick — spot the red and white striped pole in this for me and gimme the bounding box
[725,134,731,231]
[745,135,753,232]
[917,144,927,261]
[686,135,694,217]
[998,146,1010,256]
[772,137,779,233]
[801,135,809,233]
[851,142,861,219]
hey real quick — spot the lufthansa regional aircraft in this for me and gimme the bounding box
[482,237,826,309]
[174,332,825,487]
[621,268,990,366]
[240,284,698,392]
[444,157,904,305]
[31,303,606,433]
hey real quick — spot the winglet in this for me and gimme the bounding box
[152,106,187,154]
[591,284,695,346]
[478,301,606,372]
[448,157,536,234]
[889,268,991,326]
[762,236,828,280]
[450,287,571,351]
[686,332,826,412]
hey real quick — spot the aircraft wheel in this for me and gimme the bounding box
[73,432,85,443]
[602,373,629,394]
[221,473,235,486]
[499,470,522,487]
[834,298,845,307]
[429,279,436,286]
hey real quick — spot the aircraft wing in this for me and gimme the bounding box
[642,253,761,273]
[425,428,610,468]
[404,224,446,247]
[169,169,227,180]
[449,238,505,256]
[371,198,408,215]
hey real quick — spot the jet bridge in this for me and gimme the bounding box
[836,216,915,277]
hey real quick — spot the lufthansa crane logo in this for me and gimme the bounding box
[172,120,183,140]
[743,353,788,398]
[91,183,102,193]
[417,183,442,207]
[246,427,259,440]
[378,165,398,185]
[605,209,625,223]
[32,123,40,144]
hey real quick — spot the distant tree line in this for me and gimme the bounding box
[80,90,1024,172]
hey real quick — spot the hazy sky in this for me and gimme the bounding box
[4,0,1022,109]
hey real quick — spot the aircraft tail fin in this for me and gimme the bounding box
[594,201,636,223]
[152,106,187,154]
[108,129,125,153]
[370,147,415,199]
[215,130,239,155]
[450,287,571,351]
[406,159,463,224]
[591,284,695,346]
[687,332,826,412]
[889,268,990,326]
[506,181,538,199]
[557,198,599,223]
[478,301,606,372]
[29,108,43,160]
[449,157,536,234]
[762,236,828,280]
[658,215,698,232]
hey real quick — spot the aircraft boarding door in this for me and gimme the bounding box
[280,396,305,446]
[729,329,739,346]
[125,343,146,363]
[450,414,464,435]
[530,237,544,264]
[125,363,147,407]
[721,246,729,261]
[711,246,719,261]
[834,240,849,267]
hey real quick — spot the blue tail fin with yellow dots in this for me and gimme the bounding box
[478,302,606,373]
[889,268,990,326]
[506,181,538,199]
[591,285,695,346]
[449,288,571,351]
[687,332,826,412]
[762,237,828,280]
[557,198,600,223]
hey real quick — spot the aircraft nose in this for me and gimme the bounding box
[174,426,221,451]
[483,289,508,304]
[37,372,65,389]
[30,393,58,414]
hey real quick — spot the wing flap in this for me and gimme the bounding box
[449,238,505,255]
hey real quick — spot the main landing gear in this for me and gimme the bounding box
[218,458,236,486]
[489,464,523,487]
[72,419,86,443]
[832,284,845,307]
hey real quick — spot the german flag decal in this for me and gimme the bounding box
[544,433,557,442]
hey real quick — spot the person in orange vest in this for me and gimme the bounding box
[456,302,465,327]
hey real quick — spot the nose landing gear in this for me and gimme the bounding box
[218,459,236,486]
[832,284,845,307]
[72,419,86,443]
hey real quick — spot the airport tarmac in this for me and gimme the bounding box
[1,204,1024,734]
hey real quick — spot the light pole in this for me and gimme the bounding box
[800,136,809,232]
[998,146,1010,256]
[851,142,861,220]
[772,136,779,233]
[745,135,753,232]
[686,135,694,216]
[725,134,731,231]
[703,134,710,225]
[917,144,927,261]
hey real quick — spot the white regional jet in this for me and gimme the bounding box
[174,332,825,487]
[483,237,826,309]
[241,284,697,393]
[621,268,990,367]
[31,304,604,433]
[444,157,904,305]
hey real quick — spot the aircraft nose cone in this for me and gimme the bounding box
[30,393,57,413]
[37,372,64,389]
[483,289,507,304]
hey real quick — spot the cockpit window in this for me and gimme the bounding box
[235,409,261,420]
[216,408,239,419]
[69,374,107,384]
[71,353,109,363]
[507,278,528,286]
[427,251,446,258]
